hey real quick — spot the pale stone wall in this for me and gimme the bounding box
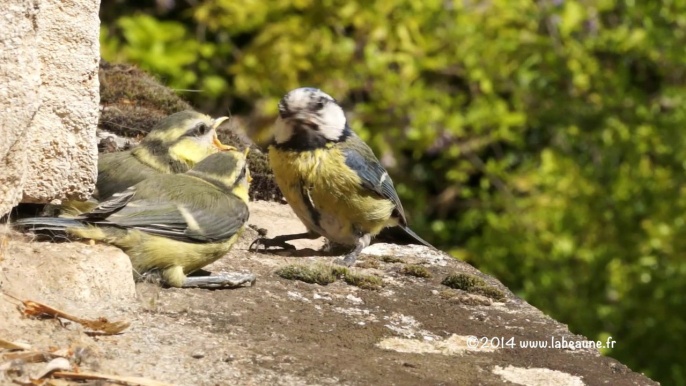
[0,0,100,217]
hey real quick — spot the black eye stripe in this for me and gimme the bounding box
[312,98,328,110]
[235,164,247,184]
[185,122,209,137]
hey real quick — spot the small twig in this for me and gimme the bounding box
[0,338,31,351]
[52,371,175,386]
[1,291,129,335]
[22,300,130,335]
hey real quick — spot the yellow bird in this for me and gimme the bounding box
[251,87,434,266]
[58,110,234,216]
[16,150,254,289]
[96,110,234,200]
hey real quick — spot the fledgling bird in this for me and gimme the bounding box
[57,111,235,216]
[16,150,255,289]
[96,110,235,201]
[250,87,434,266]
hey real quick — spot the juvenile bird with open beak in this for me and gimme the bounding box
[251,87,434,266]
[96,110,235,200]
[58,111,235,216]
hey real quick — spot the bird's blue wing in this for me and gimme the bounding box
[341,139,407,223]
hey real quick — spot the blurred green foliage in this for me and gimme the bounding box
[100,0,686,383]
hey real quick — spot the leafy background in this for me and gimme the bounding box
[100,0,686,383]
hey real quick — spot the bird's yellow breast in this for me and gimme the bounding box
[70,225,243,287]
[269,146,395,244]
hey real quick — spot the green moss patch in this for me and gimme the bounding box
[441,272,505,301]
[400,264,432,278]
[276,263,383,290]
[343,271,384,290]
[355,259,381,269]
[471,286,506,301]
[275,264,337,285]
[441,273,487,290]
[379,255,404,263]
[438,289,492,306]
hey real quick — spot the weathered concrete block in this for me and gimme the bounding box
[0,236,136,305]
[0,0,100,217]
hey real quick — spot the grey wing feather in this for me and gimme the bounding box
[80,188,136,220]
[96,152,153,200]
[99,195,249,243]
[180,198,249,242]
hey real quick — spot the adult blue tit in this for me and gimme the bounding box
[57,111,235,216]
[250,87,434,266]
[15,150,255,289]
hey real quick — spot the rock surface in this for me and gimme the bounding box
[0,0,100,217]
[0,202,657,386]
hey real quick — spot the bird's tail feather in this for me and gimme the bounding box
[13,217,85,239]
[400,226,436,250]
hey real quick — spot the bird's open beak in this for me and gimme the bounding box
[211,117,236,151]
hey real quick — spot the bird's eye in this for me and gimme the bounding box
[194,123,209,136]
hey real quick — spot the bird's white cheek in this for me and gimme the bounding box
[318,105,347,141]
[201,132,215,148]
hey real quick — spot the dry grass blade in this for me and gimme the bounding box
[53,371,175,386]
[2,351,55,363]
[43,380,74,386]
[2,346,73,363]
[22,300,130,334]
[0,338,31,350]
[33,357,71,380]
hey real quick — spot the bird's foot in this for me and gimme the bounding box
[333,253,357,267]
[249,237,296,251]
[136,270,164,285]
[182,272,256,289]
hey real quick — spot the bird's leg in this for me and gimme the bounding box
[249,231,320,251]
[333,234,372,267]
[181,272,256,289]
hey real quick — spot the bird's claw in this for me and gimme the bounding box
[249,237,296,251]
[332,254,356,267]
[182,272,256,289]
